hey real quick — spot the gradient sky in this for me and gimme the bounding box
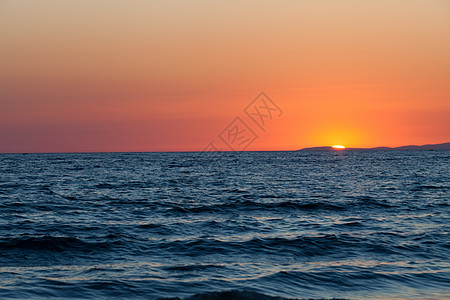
[1,0,449,152]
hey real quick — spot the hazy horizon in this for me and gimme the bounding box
[0,140,448,154]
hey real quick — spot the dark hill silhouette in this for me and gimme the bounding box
[299,142,450,151]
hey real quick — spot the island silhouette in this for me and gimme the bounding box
[299,142,450,151]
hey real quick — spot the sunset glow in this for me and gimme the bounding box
[0,1,449,153]
[332,145,346,149]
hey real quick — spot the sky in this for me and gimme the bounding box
[1,0,449,153]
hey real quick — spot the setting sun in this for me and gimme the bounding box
[332,145,346,149]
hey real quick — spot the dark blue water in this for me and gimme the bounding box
[0,151,449,299]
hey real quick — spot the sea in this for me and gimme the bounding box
[0,150,448,299]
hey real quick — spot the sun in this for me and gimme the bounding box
[332,145,346,149]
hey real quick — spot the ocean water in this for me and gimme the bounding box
[0,150,448,299]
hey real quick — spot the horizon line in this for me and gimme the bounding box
[1,141,449,155]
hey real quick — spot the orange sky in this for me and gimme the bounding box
[1,0,449,153]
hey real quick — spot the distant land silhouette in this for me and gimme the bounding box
[299,142,450,151]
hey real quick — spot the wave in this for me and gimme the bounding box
[167,200,346,214]
[0,232,413,259]
[155,234,400,257]
[166,198,398,214]
[411,184,448,192]
[158,290,347,300]
[158,290,290,300]
[163,264,225,272]
[0,235,123,253]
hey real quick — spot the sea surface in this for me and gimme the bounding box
[0,150,449,299]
